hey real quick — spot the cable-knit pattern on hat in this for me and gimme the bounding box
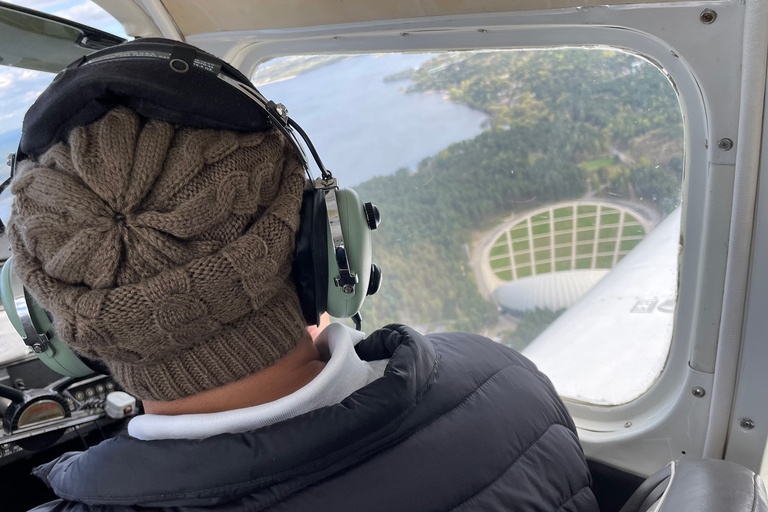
[8,107,307,401]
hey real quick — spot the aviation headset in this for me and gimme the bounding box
[0,38,383,378]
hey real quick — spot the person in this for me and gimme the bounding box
[9,76,598,511]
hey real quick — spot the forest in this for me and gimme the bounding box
[352,49,684,339]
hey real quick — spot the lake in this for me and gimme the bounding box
[259,53,488,186]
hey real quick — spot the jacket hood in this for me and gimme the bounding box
[33,324,438,508]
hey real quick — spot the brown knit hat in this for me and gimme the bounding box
[7,107,308,401]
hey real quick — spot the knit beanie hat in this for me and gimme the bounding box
[7,107,308,401]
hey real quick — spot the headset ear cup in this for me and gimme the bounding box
[292,189,329,326]
[311,191,329,321]
[0,257,94,377]
[325,188,373,319]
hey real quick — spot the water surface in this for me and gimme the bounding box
[260,54,488,186]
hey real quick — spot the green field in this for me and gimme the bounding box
[490,245,509,257]
[580,157,617,171]
[489,202,646,281]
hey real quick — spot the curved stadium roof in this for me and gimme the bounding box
[493,270,609,312]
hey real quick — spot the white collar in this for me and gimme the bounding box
[128,323,388,441]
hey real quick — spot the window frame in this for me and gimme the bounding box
[187,0,744,476]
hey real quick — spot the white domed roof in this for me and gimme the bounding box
[493,270,609,312]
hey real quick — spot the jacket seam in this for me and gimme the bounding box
[555,485,593,512]
[403,360,572,446]
[447,423,581,511]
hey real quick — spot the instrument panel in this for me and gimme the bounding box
[0,353,137,467]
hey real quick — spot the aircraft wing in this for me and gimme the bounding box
[522,209,680,406]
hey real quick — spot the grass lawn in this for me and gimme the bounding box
[620,239,642,251]
[510,227,529,239]
[517,266,533,278]
[596,255,614,268]
[622,225,645,236]
[580,157,615,171]
[485,202,649,279]
[512,240,530,251]
[490,257,511,270]
[490,244,509,257]
[514,253,531,265]
[597,241,616,253]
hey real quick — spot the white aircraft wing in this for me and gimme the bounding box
[523,208,680,406]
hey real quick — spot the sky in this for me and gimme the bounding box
[0,1,128,136]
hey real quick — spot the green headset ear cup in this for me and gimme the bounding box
[0,257,93,377]
[0,257,25,340]
[325,188,373,319]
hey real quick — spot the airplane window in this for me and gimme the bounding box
[255,49,683,406]
[0,1,128,220]
[5,1,128,38]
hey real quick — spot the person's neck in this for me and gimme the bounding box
[142,330,326,415]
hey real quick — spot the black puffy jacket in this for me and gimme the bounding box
[31,324,598,511]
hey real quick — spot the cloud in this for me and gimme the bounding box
[18,70,42,81]
[52,1,115,27]
[0,73,15,90]
[0,68,54,135]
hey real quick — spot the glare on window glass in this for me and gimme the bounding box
[255,49,683,406]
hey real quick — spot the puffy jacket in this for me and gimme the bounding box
[31,324,598,511]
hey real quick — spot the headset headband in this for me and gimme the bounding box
[10,38,333,182]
